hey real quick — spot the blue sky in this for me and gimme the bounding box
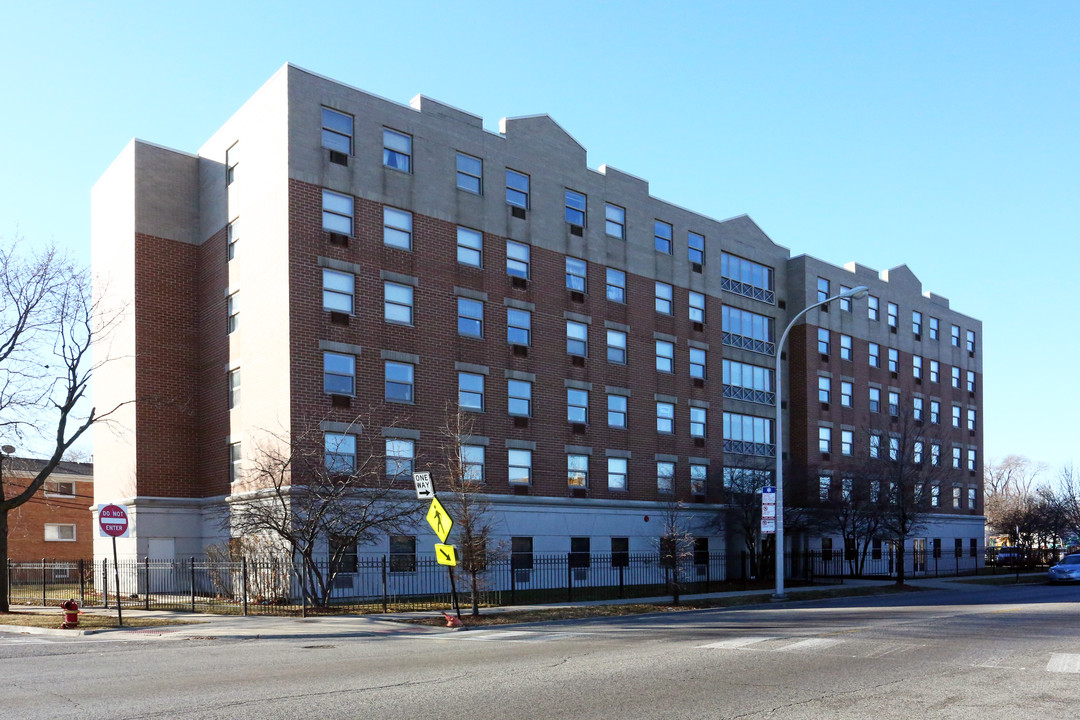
[1,1,1076,471]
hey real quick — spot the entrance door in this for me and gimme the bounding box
[912,538,927,575]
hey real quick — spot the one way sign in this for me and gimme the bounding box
[412,471,434,500]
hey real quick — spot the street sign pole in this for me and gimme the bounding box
[112,535,123,627]
[98,504,130,627]
[448,565,460,618]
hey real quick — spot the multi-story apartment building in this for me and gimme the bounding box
[4,459,94,561]
[90,64,983,568]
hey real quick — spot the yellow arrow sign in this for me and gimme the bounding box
[435,544,458,567]
[426,496,453,543]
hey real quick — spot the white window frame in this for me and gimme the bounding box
[506,169,530,209]
[456,152,482,194]
[323,352,355,396]
[567,388,589,424]
[655,282,673,315]
[605,203,625,239]
[383,207,412,249]
[506,240,530,279]
[566,257,587,292]
[606,267,626,302]
[507,379,532,417]
[385,361,415,403]
[507,308,531,346]
[656,340,674,373]
[457,227,483,267]
[567,321,588,357]
[689,291,705,323]
[458,372,485,411]
[383,282,414,325]
[607,329,627,364]
[383,128,412,172]
[608,394,628,428]
[508,449,532,485]
[457,297,484,338]
[567,454,589,488]
[385,438,415,478]
[656,402,675,434]
[322,269,354,314]
[608,457,628,491]
[44,523,76,542]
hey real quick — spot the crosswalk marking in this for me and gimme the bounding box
[1047,654,1080,673]
[697,636,777,649]
[776,638,843,652]
[426,629,588,643]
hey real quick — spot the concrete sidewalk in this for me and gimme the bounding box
[0,574,1041,641]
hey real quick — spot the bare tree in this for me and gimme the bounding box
[0,242,123,612]
[432,408,504,616]
[656,500,696,605]
[227,412,420,607]
[1055,464,1080,548]
[817,479,883,578]
[719,462,772,578]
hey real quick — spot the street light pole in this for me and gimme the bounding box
[773,286,868,600]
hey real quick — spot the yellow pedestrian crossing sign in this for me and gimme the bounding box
[426,497,453,543]
[435,544,458,567]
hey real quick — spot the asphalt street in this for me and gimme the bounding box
[3,579,1078,720]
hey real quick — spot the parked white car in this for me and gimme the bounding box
[1047,554,1080,583]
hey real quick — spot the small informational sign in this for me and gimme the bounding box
[98,504,130,538]
[426,497,453,543]
[761,486,777,535]
[435,544,458,567]
[412,471,434,500]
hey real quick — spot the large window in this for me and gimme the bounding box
[383,129,412,172]
[657,462,675,493]
[607,329,627,364]
[507,379,531,416]
[461,445,485,482]
[385,361,414,403]
[721,306,775,354]
[655,282,673,314]
[565,189,586,226]
[655,340,674,373]
[325,433,357,474]
[456,152,482,193]
[386,438,414,477]
[507,308,531,345]
[840,334,852,360]
[508,450,532,485]
[322,269,354,313]
[654,220,673,254]
[868,343,880,368]
[511,536,533,570]
[458,372,485,411]
[567,454,589,488]
[506,169,530,209]
[818,328,830,355]
[608,394,628,428]
[689,291,705,324]
[841,381,853,408]
[690,407,707,438]
[567,388,589,423]
[321,107,353,154]
[383,207,412,249]
[566,257,587,292]
[457,297,483,338]
[567,321,588,357]
[869,387,881,412]
[457,227,483,267]
[605,203,625,239]
[720,252,774,303]
[506,240,530,279]
[722,360,774,404]
[818,376,831,403]
[606,268,626,303]
[384,282,413,325]
[691,464,707,495]
[389,535,416,573]
[656,402,675,434]
[322,190,353,234]
[608,457,628,491]
[723,412,774,457]
[690,347,706,379]
[323,352,355,395]
[819,427,831,454]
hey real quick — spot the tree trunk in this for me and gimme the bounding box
[470,571,480,616]
[0,509,9,613]
[895,541,906,586]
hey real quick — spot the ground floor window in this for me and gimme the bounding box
[389,535,416,573]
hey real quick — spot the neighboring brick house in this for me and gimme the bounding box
[90,63,983,567]
[4,458,94,561]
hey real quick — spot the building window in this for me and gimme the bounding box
[606,268,626,303]
[383,128,412,172]
[656,402,675,434]
[953,446,962,469]
[226,143,238,185]
[229,442,242,483]
[688,232,705,265]
[570,537,591,568]
[931,486,940,507]
[817,277,830,302]
[386,438,414,478]
[818,376,831,403]
[966,330,976,353]
[321,107,352,154]
[227,220,238,261]
[456,152,482,194]
[322,269,354,314]
[870,481,881,503]
[868,295,879,321]
[331,536,359,575]
[385,361,414,403]
[929,316,940,340]
[833,284,851,310]
[325,433,357,474]
[389,535,417,573]
[819,476,831,502]
[869,387,881,413]
[505,169,530,209]
[228,368,240,409]
[721,306,775,355]
[952,366,961,389]
[840,334,852,360]
[457,297,484,338]
[868,343,879,368]
[967,448,977,471]
[607,329,627,364]
[461,445,485,482]
[507,379,532,417]
[913,396,924,420]
[227,293,239,334]
[689,291,705,323]
[506,240,530,279]
[723,412,774,457]
[952,404,961,428]
[657,462,675,493]
[841,381,853,408]
[566,321,588,357]
[655,282,673,314]
[566,257,587,292]
[507,308,531,345]
[841,430,854,456]
[953,486,962,509]
[654,220,673,254]
[913,355,922,379]
[841,477,853,501]
[457,227,483,267]
[383,282,414,325]
[720,253,774,303]
[690,464,707,495]
[889,436,900,461]
[889,391,900,417]
[888,348,899,373]
[690,407,707,438]
[930,360,940,383]
[458,372,485,411]
[508,449,532,485]
[817,328,830,355]
[818,427,831,454]
[969,487,977,509]
[951,324,961,347]
[690,347,706,379]
[568,454,589,488]
[930,400,940,424]
[914,441,924,464]
[605,203,625,239]
[887,302,898,329]
[656,340,674,373]
[567,388,589,423]
[511,536,534,569]
[323,352,355,395]
[608,394,628,428]
[869,434,880,458]
[722,360,774,404]
[608,457,628,491]
[383,207,413,250]
[44,524,76,542]
[565,189,586,226]
[912,311,923,336]
[321,188,352,234]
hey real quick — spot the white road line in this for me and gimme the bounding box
[1047,654,1080,673]
[776,638,843,652]
[697,636,777,649]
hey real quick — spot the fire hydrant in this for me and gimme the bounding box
[60,599,80,629]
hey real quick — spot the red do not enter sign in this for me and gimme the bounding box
[99,504,129,538]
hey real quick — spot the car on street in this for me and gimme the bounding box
[1047,554,1080,583]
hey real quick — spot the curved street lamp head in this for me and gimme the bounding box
[842,285,870,300]
[1,445,14,455]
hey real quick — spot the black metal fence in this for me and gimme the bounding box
[7,548,1056,616]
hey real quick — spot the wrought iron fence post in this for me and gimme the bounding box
[618,563,624,599]
[102,558,108,609]
[241,556,249,617]
[509,559,515,606]
[381,556,388,613]
[41,558,46,606]
[567,554,573,603]
[79,558,85,606]
[144,557,150,610]
[190,557,196,613]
